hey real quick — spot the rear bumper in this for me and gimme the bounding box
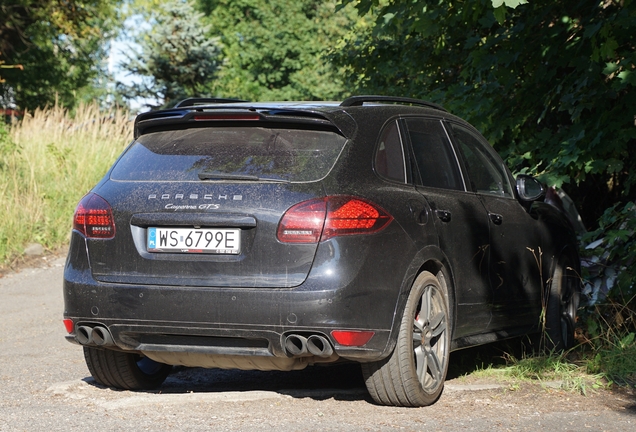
[63,230,417,363]
[63,281,391,361]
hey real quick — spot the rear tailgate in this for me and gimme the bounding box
[89,182,324,287]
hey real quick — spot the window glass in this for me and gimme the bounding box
[374,121,406,183]
[405,118,463,190]
[110,126,347,182]
[450,124,513,197]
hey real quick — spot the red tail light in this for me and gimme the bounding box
[193,113,260,121]
[73,193,116,239]
[277,196,392,243]
[331,330,375,346]
[63,319,74,334]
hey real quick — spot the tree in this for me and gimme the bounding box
[196,0,357,101]
[335,0,636,228]
[0,0,121,110]
[117,0,222,109]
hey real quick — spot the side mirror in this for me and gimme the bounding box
[516,174,545,202]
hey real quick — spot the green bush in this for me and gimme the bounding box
[578,203,636,384]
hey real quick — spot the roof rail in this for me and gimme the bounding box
[340,95,446,112]
[174,98,248,108]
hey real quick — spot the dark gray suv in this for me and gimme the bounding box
[63,96,580,407]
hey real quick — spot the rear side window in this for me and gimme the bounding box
[111,127,348,182]
[374,121,406,183]
[405,118,463,191]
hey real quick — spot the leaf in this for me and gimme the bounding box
[619,333,635,349]
[382,12,396,25]
[493,6,506,25]
[603,62,620,75]
[618,70,634,84]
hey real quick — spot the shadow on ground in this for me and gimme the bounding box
[84,337,535,402]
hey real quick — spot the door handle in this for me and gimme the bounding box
[489,213,503,225]
[435,209,451,222]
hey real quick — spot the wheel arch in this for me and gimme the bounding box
[373,246,458,362]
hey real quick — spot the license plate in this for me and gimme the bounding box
[147,227,240,254]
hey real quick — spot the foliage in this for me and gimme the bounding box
[578,202,636,384]
[581,298,636,385]
[117,0,221,109]
[582,201,636,301]
[197,0,357,101]
[335,0,636,227]
[0,0,122,110]
[573,201,636,385]
[0,103,132,264]
[0,120,17,167]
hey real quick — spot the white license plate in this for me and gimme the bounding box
[147,227,240,254]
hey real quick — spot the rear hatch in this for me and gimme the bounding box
[86,123,348,288]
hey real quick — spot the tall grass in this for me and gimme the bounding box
[0,103,132,263]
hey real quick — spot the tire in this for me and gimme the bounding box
[83,347,172,390]
[362,271,451,407]
[544,255,580,351]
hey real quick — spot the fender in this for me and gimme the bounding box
[366,244,457,362]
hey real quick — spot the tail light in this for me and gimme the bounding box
[331,330,375,346]
[63,319,74,334]
[73,193,116,239]
[277,196,393,243]
[193,113,261,121]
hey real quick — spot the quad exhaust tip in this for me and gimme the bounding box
[306,335,334,357]
[284,334,333,358]
[75,325,115,347]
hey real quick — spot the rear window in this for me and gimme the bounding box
[110,127,347,182]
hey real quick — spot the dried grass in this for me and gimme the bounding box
[0,103,132,263]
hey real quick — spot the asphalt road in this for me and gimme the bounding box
[0,255,634,431]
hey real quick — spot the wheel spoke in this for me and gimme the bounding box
[427,350,443,383]
[414,345,427,380]
[414,315,425,333]
[423,287,432,322]
[429,312,446,337]
[413,331,423,345]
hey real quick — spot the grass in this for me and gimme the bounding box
[449,326,635,396]
[0,103,132,264]
[469,352,605,395]
[581,298,636,386]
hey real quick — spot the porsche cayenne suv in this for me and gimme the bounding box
[63,96,580,407]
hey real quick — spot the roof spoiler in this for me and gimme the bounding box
[340,95,446,112]
[134,107,347,139]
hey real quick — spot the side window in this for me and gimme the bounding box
[405,118,463,191]
[450,124,513,197]
[374,121,406,183]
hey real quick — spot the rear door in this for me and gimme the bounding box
[87,125,348,288]
[403,117,493,338]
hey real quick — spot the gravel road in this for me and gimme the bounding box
[0,254,634,431]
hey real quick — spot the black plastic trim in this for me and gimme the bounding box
[174,97,248,107]
[130,213,257,228]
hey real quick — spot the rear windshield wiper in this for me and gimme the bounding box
[197,172,290,183]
